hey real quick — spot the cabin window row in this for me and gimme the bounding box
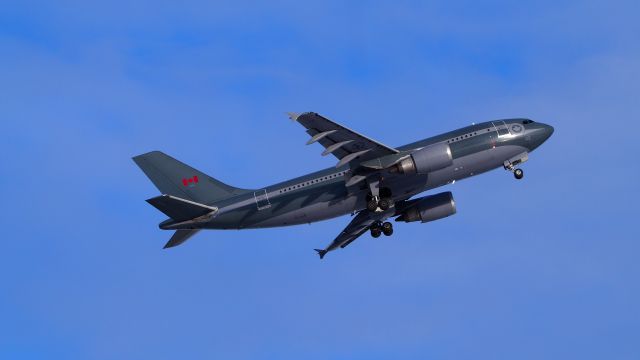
[278,171,347,193]
[446,129,489,144]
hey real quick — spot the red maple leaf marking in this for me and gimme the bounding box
[182,176,199,186]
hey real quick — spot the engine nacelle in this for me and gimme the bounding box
[396,192,457,223]
[392,143,452,175]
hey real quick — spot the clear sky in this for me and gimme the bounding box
[1,1,639,359]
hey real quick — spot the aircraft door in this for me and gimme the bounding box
[254,189,271,210]
[491,121,511,139]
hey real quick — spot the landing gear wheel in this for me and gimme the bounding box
[367,199,379,212]
[379,198,391,210]
[382,222,393,236]
[371,227,382,238]
[514,168,524,180]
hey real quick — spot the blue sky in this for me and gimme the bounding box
[1,1,639,359]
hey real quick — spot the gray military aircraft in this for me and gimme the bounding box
[134,112,553,258]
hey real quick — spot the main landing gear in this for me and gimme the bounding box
[366,185,394,212]
[367,197,393,212]
[370,221,394,238]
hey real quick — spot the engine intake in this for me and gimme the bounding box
[396,192,457,223]
[391,143,452,175]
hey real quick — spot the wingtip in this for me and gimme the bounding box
[314,249,327,259]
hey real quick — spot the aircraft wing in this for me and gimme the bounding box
[315,208,394,259]
[289,112,399,168]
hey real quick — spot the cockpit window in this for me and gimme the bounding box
[522,120,534,124]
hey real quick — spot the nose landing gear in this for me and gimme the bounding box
[504,152,528,180]
[513,168,524,180]
[505,164,524,180]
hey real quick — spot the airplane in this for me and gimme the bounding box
[133,112,553,259]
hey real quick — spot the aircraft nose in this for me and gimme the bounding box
[541,123,554,142]
[527,122,554,151]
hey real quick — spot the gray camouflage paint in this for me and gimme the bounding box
[158,119,553,230]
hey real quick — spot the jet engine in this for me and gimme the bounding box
[391,142,453,175]
[396,192,457,223]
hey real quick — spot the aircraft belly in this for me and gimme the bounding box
[250,195,358,228]
[203,145,527,230]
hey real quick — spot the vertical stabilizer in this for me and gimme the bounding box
[133,151,252,204]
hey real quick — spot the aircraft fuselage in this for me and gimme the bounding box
[161,118,553,230]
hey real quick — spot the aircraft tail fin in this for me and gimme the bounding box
[164,229,200,249]
[133,151,252,204]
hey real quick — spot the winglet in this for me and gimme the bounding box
[314,249,327,260]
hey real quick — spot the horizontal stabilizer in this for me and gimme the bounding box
[164,229,200,249]
[314,249,328,260]
[146,194,218,222]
